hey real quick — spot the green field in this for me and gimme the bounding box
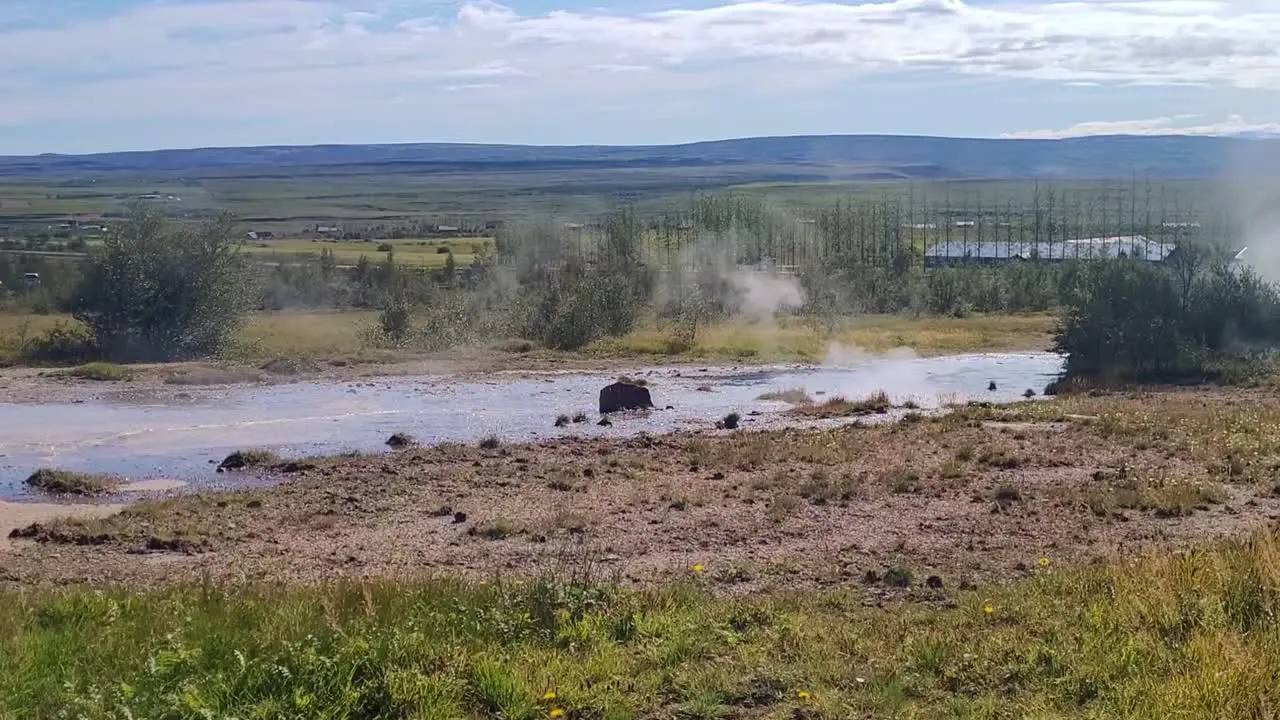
[0,172,1242,240]
[241,236,493,267]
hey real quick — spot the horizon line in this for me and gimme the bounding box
[6,131,1275,160]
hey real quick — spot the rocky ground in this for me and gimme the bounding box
[5,388,1279,598]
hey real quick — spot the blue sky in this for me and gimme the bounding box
[2,0,1278,154]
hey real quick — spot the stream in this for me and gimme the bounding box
[0,351,1064,498]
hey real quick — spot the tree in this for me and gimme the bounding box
[69,206,253,362]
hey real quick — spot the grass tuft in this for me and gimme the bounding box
[217,449,279,471]
[24,468,120,496]
[757,388,813,404]
[56,362,134,382]
[789,391,891,419]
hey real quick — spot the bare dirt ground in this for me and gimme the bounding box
[5,391,1279,596]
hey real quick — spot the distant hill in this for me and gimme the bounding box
[1,134,1276,181]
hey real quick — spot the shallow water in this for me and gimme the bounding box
[0,352,1063,498]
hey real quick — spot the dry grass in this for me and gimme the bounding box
[55,362,134,382]
[162,364,266,385]
[1,310,1054,370]
[594,312,1055,361]
[789,390,892,418]
[757,387,814,404]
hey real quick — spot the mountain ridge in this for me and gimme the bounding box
[3,133,1276,181]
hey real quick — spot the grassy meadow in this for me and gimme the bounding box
[5,528,1280,718]
[0,309,1057,368]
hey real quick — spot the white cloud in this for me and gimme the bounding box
[2,0,1280,135]
[1003,113,1280,138]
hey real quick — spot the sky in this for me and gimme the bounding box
[1,0,1278,154]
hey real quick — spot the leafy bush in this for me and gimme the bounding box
[20,321,98,364]
[68,207,254,362]
[1053,257,1280,383]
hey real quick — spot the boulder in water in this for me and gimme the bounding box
[599,381,654,414]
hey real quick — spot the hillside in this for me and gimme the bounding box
[2,134,1276,181]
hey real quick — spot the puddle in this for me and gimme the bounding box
[0,352,1064,498]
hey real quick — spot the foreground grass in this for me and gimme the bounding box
[1,310,1056,367]
[5,528,1280,718]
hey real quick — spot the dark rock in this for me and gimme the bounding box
[1023,388,1036,398]
[988,381,998,391]
[598,417,612,427]
[452,511,468,524]
[386,432,415,448]
[430,505,453,517]
[599,381,654,414]
[716,412,741,430]
[554,415,570,428]
[925,575,944,589]
[246,500,263,509]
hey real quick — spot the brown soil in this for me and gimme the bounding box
[5,405,1278,595]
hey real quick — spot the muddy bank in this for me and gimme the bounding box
[0,501,123,551]
[0,353,1064,498]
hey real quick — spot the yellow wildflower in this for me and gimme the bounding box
[1038,557,1050,568]
[983,603,994,615]
[549,708,565,718]
[797,690,811,700]
[692,563,705,573]
[542,690,557,701]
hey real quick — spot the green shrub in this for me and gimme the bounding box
[69,207,254,362]
[1054,256,1280,384]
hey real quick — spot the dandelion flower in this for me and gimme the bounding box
[692,563,705,573]
[1038,557,1050,568]
[549,708,565,718]
[797,690,811,700]
[542,690,557,701]
[983,603,994,615]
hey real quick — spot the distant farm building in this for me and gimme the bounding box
[923,235,1177,268]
